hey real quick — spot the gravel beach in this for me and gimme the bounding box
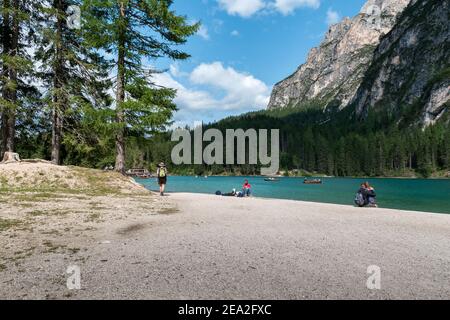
[1,192,450,300]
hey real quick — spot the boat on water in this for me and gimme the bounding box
[264,177,280,182]
[303,178,323,185]
[126,168,153,179]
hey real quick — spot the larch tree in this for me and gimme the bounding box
[35,0,111,164]
[0,0,38,158]
[82,0,199,174]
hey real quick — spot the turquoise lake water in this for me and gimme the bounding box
[137,176,450,214]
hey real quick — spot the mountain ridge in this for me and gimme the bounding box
[267,0,411,110]
[352,0,450,126]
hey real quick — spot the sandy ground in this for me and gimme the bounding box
[1,192,450,300]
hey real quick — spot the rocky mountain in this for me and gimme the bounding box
[352,0,450,126]
[267,0,411,110]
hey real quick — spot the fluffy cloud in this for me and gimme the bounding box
[217,0,320,17]
[152,71,216,111]
[152,62,271,124]
[326,8,341,25]
[190,62,270,110]
[218,0,266,18]
[273,0,321,15]
[230,30,240,36]
[197,25,210,40]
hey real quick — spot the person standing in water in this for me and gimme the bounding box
[157,162,168,196]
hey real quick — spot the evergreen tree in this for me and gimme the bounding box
[82,0,199,173]
[315,134,329,174]
[35,0,111,164]
[0,0,36,157]
[444,128,450,170]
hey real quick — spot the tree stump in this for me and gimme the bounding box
[1,152,21,163]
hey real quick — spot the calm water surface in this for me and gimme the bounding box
[137,176,450,214]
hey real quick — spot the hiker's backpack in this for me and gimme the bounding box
[354,192,365,207]
[159,167,167,178]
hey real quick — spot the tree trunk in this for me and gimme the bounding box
[51,101,63,164]
[1,0,19,156]
[5,0,19,154]
[51,0,66,165]
[1,151,20,163]
[115,1,127,174]
[1,0,12,157]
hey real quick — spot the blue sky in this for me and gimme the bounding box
[151,0,367,127]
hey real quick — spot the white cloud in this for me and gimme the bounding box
[217,0,266,18]
[217,0,320,17]
[231,30,240,36]
[190,62,270,110]
[326,8,340,25]
[212,19,224,33]
[169,63,188,78]
[197,25,210,40]
[153,71,217,111]
[273,0,320,15]
[152,62,271,124]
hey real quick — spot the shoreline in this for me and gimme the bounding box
[171,192,449,216]
[136,187,450,215]
[167,174,450,180]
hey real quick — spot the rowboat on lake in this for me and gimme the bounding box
[264,177,280,182]
[303,178,323,185]
[126,168,153,179]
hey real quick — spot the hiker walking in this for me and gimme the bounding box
[157,162,168,196]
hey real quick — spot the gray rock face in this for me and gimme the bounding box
[352,0,450,126]
[267,0,411,110]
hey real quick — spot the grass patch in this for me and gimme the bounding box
[0,218,22,231]
[28,209,72,217]
[41,229,62,236]
[43,240,67,253]
[67,248,81,254]
[6,247,35,263]
[85,213,101,223]
[28,210,48,217]
[157,207,180,215]
[18,203,33,208]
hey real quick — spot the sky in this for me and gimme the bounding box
[151,0,368,127]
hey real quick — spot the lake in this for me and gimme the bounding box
[137,176,450,214]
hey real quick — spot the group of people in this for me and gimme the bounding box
[217,180,253,198]
[157,162,378,208]
[355,182,378,208]
[156,162,253,199]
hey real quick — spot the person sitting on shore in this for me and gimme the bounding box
[242,180,252,197]
[222,189,237,197]
[364,182,378,208]
[355,183,368,207]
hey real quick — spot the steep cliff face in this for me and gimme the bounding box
[267,0,411,110]
[352,0,450,126]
